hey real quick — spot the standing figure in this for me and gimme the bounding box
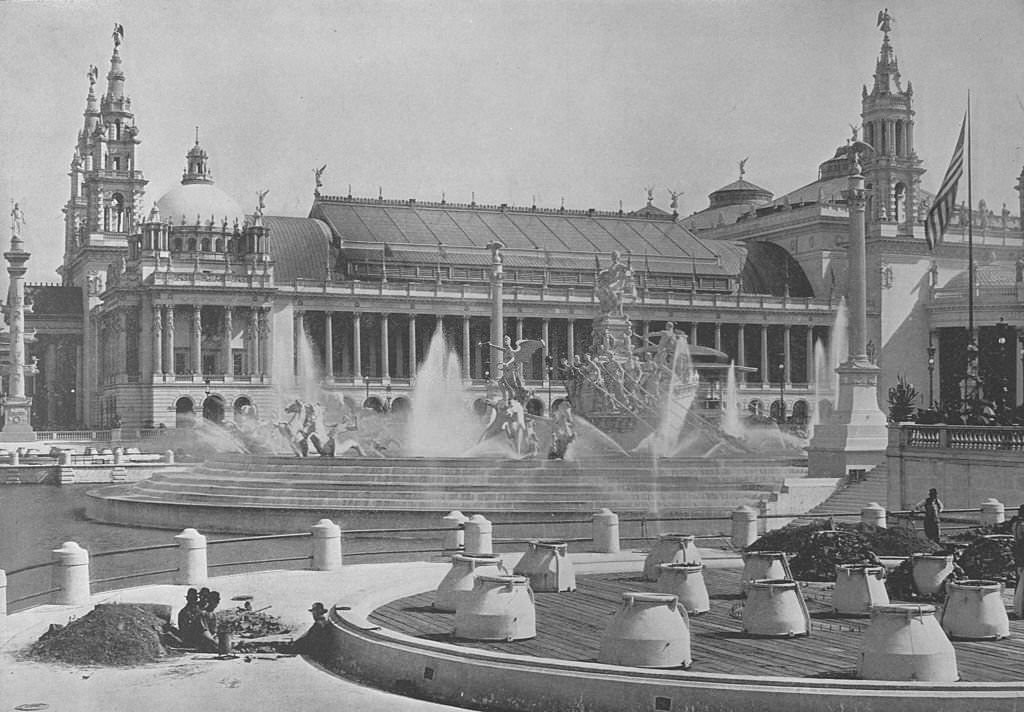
[483,335,544,404]
[914,488,944,543]
[1012,505,1024,617]
[548,401,576,460]
[594,251,636,317]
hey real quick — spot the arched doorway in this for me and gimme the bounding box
[791,400,809,425]
[525,398,544,416]
[203,395,225,424]
[390,396,411,414]
[363,396,384,412]
[175,397,195,428]
[233,397,255,423]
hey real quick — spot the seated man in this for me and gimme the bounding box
[291,601,331,658]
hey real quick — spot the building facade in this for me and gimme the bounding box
[22,18,1023,431]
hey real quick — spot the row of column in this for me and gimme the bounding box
[150,305,271,378]
[299,311,827,388]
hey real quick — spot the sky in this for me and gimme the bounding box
[2,0,1023,286]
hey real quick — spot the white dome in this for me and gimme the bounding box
[156,182,245,225]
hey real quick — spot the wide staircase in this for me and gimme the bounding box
[792,461,890,524]
[87,454,818,533]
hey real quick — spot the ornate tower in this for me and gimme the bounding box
[60,25,147,426]
[860,10,925,232]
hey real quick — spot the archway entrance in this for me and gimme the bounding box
[174,397,195,428]
[203,395,225,424]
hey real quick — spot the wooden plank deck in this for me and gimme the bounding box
[370,567,1024,682]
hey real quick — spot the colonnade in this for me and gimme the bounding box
[142,305,272,379]
[296,311,829,388]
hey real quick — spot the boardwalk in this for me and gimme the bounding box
[371,567,1024,682]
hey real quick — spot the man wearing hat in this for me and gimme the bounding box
[291,602,330,657]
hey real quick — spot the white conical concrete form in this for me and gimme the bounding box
[940,579,1010,640]
[643,533,701,581]
[453,574,536,641]
[740,551,793,595]
[513,540,576,592]
[911,553,954,597]
[858,604,959,682]
[655,563,710,614]
[832,564,889,616]
[433,553,506,612]
[598,592,692,669]
[742,578,811,637]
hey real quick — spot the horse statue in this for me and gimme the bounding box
[277,399,313,456]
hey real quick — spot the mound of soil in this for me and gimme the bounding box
[28,604,169,666]
[217,607,291,638]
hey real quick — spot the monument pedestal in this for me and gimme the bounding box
[807,362,888,477]
[0,396,35,442]
[591,315,634,358]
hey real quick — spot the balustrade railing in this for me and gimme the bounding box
[899,424,1024,451]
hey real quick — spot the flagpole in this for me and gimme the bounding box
[966,92,976,405]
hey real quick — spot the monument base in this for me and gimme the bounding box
[807,361,887,478]
[0,396,35,442]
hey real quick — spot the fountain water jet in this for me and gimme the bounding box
[721,361,741,439]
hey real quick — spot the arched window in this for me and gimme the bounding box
[215,238,225,252]
[174,396,195,429]
[791,400,809,425]
[112,193,125,232]
[893,183,907,224]
[187,238,197,251]
[201,238,211,252]
[747,399,763,416]
[173,237,183,252]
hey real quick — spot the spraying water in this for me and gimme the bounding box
[721,361,741,438]
[294,327,324,404]
[405,328,482,456]
[830,297,849,395]
[810,338,829,438]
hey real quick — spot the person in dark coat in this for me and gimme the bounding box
[914,488,944,543]
[291,602,331,658]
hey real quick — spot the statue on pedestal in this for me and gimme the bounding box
[594,251,635,317]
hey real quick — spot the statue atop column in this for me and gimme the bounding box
[594,250,636,318]
[876,8,894,34]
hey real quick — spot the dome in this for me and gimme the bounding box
[708,178,773,209]
[156,182,245,226]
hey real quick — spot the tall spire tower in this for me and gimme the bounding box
[60,24,147,426]
[860,9,925,232]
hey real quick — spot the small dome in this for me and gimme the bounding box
[708,179,773,209]
[156,182,245,225]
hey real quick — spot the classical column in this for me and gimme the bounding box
[247,308,259,376]
[515,317,523,342]
[462,315,471,380]
[541,318,550,385]
[567,319,575,363]
[165,307,176,376]
[690,322,698,346]
[760,325,769,388]
[352,312,362,379]
[805,325,815,386]
[1,224,34,438]
[714,322,722,352]
[737,324,747,384]
[118,311,128,377]
[407,315,417,377]
[293,310,304,378]
[223,307,233,378]
[191,305,202,375]
[152,304,163,376]
[324,311,334,380]
[488,241,504,383]
[642,320,650,347]
[381,313,391,379]
[782,324,791,387]
[75,343,84,423]
[45,340,58,425]
[258,307,271,379]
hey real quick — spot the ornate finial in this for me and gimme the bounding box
[667,188,683,211]
[313,164,327,193]
[87,64,98,87]
[194,126,200,145]
[112,22,125,48]
[876,8,893,34]
[738,157,748,180]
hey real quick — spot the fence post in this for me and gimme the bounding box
[311,519,342,571]
[10,448,19,466]
[980,498,1006,526]
[52,541,90,606]
[0,569,6,619]
[464,515,493,555]
[592,508,620,554]
[731,506,758,549]
[442,511,468,553]
[861,502,887,529]
[165,450,175,464]
[174,528,208,585]
[113,447,125,465]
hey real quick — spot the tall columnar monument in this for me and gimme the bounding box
[2,202,36,441]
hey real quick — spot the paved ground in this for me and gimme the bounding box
[3,549,727,712]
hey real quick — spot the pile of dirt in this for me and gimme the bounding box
[28,604,170,666]
[747,519,941,581]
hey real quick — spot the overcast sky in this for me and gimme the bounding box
[2,0,1023,285]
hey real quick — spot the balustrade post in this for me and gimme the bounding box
[52,541,90,606]
[861,502,887,529]
[731,505,759,548]
[311,519,343,571]
[165,450,175,464]
[442,510,468,553]
[980,498,1006,526]
[938,426,950,449]
[174,528,208,585]
[592,508,620,553]
[464,514,493,555]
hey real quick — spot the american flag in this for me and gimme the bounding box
[925,114,966,249]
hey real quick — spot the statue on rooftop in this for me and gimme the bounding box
[112,22,124,47]
[313,164,327,193]
[876,8,893,34]
[87,64,98,86]
[667,188,682,211]
[10,201,25,238]
[738,157,748,180]
[255,189,269,218]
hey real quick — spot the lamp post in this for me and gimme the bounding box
[926,345,936,409]
[545,355,553,414]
